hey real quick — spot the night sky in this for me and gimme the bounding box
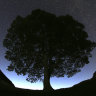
[0,0,96,90]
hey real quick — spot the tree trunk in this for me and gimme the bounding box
[43,66,53,91]
[43,54,54,91]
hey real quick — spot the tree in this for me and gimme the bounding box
[93,71,96,79]
[3,9,96,91]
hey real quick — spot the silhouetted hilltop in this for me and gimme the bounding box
[0,70,15,90]
[72,71,96,88]
[59,71,96,96]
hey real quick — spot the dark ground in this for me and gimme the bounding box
[1,87,96,96]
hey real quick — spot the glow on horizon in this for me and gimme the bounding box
[1,64,95,90]
[5,71,93,90]
[0,47,96,90]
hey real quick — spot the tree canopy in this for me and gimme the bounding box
[3,9,96,90]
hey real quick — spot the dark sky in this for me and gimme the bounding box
[0,0,96,90]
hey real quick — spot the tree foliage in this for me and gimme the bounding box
[3,9,96,83]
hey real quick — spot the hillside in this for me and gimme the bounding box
[70,72,96,95]
[59,71,96,96]
[0,70,96,96]
[0,70,15,90]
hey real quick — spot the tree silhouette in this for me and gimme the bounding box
[93,71,96,78]
[3,9,96,91]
